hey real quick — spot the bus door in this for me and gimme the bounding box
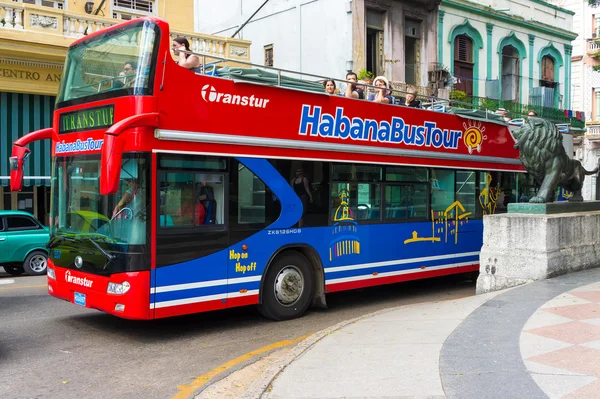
[226,158,283,307]
[154,157,229,315]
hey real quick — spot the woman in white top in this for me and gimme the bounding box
[172,37,202,74]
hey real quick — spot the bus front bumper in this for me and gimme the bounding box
[47,261,152,320]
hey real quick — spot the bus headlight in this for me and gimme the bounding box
[47,267,56,280]
[107,281,131,295]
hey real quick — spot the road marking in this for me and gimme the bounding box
[0,279,15,285]
[0,283,46,291]
[172,334,310,399]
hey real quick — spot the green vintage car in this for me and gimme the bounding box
[0,211,50,276]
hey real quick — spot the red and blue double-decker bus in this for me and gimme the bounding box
[10,17,524,321]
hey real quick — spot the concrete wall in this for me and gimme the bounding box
[477,211,600,293]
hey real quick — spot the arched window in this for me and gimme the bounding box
[541,55,556,86]
[454,34,473,96]
[455,34,473,63]
[501,45,520,101]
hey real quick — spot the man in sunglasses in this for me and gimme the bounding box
[115,61,137,88]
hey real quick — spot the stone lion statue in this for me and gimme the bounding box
[512,117,599,203]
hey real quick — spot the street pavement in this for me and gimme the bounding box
[228,267,600,399]
[0,268,475,399]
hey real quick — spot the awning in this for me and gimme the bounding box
[1,91,55,187]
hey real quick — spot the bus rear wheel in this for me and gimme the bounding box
[259,252,314,321]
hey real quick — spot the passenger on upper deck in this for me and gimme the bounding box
[172,37,202,73]
[368,76,394,104]
[115,61,137,88]
[344,71,364,99]
[400,85,421,108]
[496,108,511,122]
[323,79,336,95]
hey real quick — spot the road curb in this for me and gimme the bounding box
[241,301,442,399]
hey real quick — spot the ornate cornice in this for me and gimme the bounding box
[0,56,63,70]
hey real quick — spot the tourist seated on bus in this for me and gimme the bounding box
[114,61,137,88]
[194,201,205,225]
[172,37,202,73]
[197,182,217,224]
[367,76,394,104]
[496,108,511,122]
[323,79,336,95]
[400,86,421,108]
[344,71,364,99]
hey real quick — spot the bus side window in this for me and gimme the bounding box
[158,172,225,228]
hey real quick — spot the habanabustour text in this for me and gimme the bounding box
[298,105,463,149]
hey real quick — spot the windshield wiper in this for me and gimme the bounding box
[46,235,76,249]
[84,236,115,261]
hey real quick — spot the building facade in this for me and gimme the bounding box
[195,0,441,89]
[564,0,600,200]
[439,0,576,110]
[0,0,250,222]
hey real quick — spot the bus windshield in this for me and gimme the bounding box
[56,20,159,107]
[50,154,150,274]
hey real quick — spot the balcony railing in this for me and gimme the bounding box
[449,94,585,128]
[588,39,600,55]
[586,124,600,139]
[0,1,250,61]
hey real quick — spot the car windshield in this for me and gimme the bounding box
[56,19,159,107]
[49,154,150,274]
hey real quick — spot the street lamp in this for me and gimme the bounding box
[85,1,95,14]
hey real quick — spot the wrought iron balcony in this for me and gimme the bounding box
[448,93,585,129]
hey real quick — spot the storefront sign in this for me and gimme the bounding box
[0,59,63,96]
[0,67,61,82]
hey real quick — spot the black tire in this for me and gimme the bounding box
[23,251,48,276]
[3,265,24,276]
[258,251,314,321]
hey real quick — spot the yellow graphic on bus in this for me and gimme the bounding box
[333,189,354,222]
[479,173,500,215]
[404,201,471,245]
[463,121,487,154]
[330,188,360,261]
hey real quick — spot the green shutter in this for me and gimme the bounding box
[0,91,55,187]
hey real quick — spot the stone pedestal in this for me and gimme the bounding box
[476,202,600,294]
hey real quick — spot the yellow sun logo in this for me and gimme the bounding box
[463,121,487,154]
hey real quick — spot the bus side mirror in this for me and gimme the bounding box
[100,133,124,195]
[9,150,29,192]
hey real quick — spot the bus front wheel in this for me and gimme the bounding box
[259,252,314,321]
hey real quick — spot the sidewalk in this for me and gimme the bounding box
[246,267,600,399]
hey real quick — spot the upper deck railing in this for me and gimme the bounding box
[182,50,529,125]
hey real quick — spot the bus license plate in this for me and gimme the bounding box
[74,292,86,307]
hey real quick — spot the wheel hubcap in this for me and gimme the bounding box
[274,266,304,306]
[30,255,47,273]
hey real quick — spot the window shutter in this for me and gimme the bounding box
[455,35,473,63]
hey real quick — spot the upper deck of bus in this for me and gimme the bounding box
[12,16,524,195]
